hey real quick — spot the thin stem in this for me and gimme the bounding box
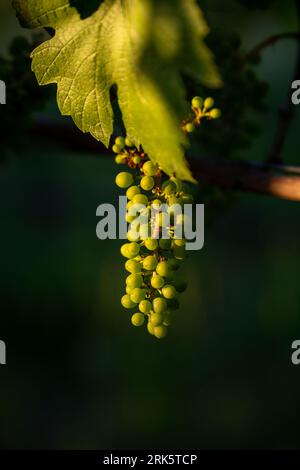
[244,32,300,62]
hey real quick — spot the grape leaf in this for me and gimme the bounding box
[13,0,221,181]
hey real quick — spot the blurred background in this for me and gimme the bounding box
[1,0,300,450]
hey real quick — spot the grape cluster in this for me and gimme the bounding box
[114,97,220,339]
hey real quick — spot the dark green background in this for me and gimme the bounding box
[0,0,300,449]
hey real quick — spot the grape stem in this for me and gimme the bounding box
[244,32,300,63]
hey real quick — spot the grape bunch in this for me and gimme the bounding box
[114,97,220,339]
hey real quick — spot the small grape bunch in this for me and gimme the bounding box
[182,96,221,133]
[113,97,220,339]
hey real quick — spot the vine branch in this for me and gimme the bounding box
[31,120,300,203]
[244,32,300,62]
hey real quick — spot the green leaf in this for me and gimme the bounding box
[13,0,221,181]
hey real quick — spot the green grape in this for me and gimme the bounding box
[123,242,140,259]
[143,255,158,271]
[131,313,145,327]
[125,259,141,274]
[159,239,172,250]
[151,274,165,289]
[126,185,140,200]
[139,300,152,314]
[133,156,141,164]
[121,294,136,309]
[192,96,203,109]
[154,325,168,339]
[162,285,177,299]
[139,224,150,240]
[204,97,214,110]
[113,144,122,154]
[145,239,158,251]
[173,245,186,260]
[126,273,143,289]
[157,212,170,227]
[156,261,169,277]
[163,312,172,326]
[185,122,195,133]
[115,136,126,148]
[151,199,162,208]
[115,172,134,189]
[115,155,125,165]
[173,238,186,247]
[181,193,194,204]
[130,288,147,303]
[126,285,133,295]
[168,258,179,271]
[127,230,140,242]
[132,194,149,206]
[162,180,176,195]
[126,213,136,223]
[173,279,187,293]
[147,321,155,336]
[125,137,134,147]
[142,161,158,176]
[210,108,221,119]
[153,297,167,314]
[140,175,155,191]
[150,313,164,327]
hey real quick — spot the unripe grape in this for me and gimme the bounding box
[126,273,143,289]
[156,212,170,227]
[153,297,167,314]
[139,300,152,314]
[143,255,157,271]
[173,245,186,260]
[156,261,169,277]
[112,144,122,154]
[150,313,164,327]
[145,238,158,251]
[173,279,187,293]
[121,294,136,309]
[125,259,141,274]
[151,199,162,208]
[147,321,155,335]
[120,243,130,258]
[125,137,134,147]
[126,285,133,295]
[185,122,195,133]
[162,285,177,299]
[163,312,172,326]
[132,194,148,206]
[131,313,145,327]
[162,180,176,195]
[168,258,179,271]
[130,288,146,303]
[154,325,168,339]
[192,96,203,109]
[126,185,140,200]
[143,161,158,176]
[210,108,221,119]
[115,172,134,189]
[204,97,214,109]
[159,238,172,250]
[151,274,165,289]
[127,230,140,242]
[115,136,125,148]
[181,193,194,204]
[140,175,155,191]
[126,213,136,223]
[115,155,125,165]
[138,224,150,241]
[174,238,186,247]
[133,156,141,164]
[127,242,140,259]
